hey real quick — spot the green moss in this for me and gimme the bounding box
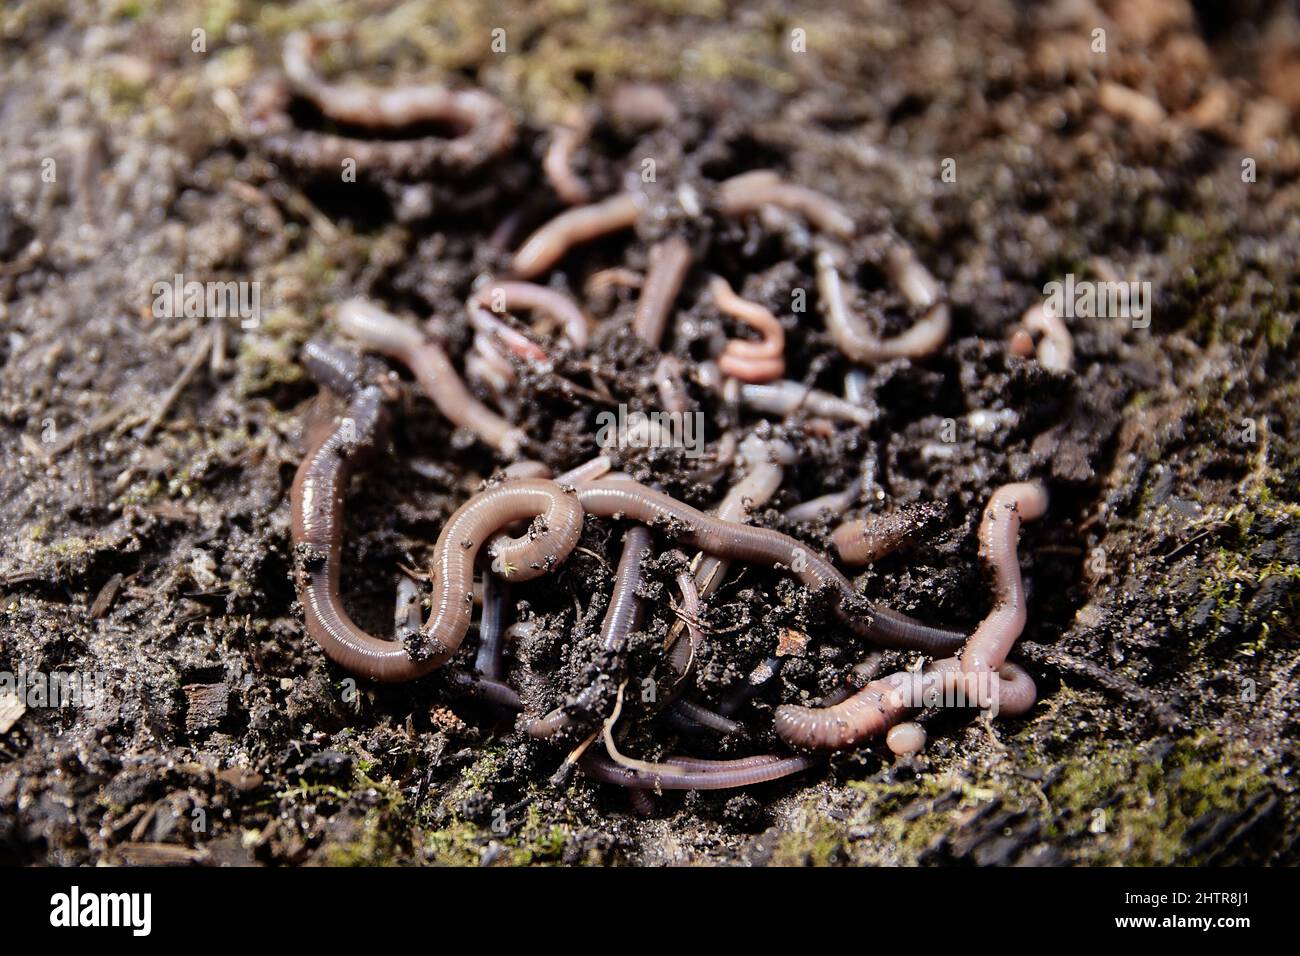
[1043,733,1270,865]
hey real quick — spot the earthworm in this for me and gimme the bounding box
[667,697,742,735]
[555,455,614,485]
[543,110,594,205]
[711,276,786,383]
[719,655,784,716]
[513,192,644,279]
[960,482,1049,675]
[279,28,515,170]
[606,82,679,131]
[336,298,529,457]
[831,501,945,565]
[579,750,819,790]
[654,355,692,414]
[526,526,653,739]
[503,460,553,480]
[784,479,862,523]
[1016,302,1074,372]
[691,434,790,602]
[666,564,704,676]
[717,170,856,239]
[814,247,950,363]
[740,380,877,427]
[292,344,583,687]
[474,573,509,680]
[447,669,524,710]
[574,478,966,654]
[468,280,591,350]
[632,236,692,347]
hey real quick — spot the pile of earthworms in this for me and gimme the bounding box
[269,29,1062,795]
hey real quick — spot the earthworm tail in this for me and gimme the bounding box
[632,235,691,346]
[337,297,529,456]
[575,478,966,655]
[961,482,1049,674]
[513,192,643,279]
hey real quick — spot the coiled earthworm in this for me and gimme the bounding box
[1015,302,1074,372]
[513,192,644,279]
[717,170,856,239]
[579,750,819,790]
[280,28,515,170]
[831,501,945,565]
[543,110,594,205]
[292,344,583,681]
[526,526,653,739]
[336,297,529,457]
[468,280,591,350]
[632,236,692,347]
[960,482,1048,674]
[711,276,786,383]
[574,478,966,655]
[814,246,951,363]
[740,380,877,427]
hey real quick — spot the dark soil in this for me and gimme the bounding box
[1,0,1298,866]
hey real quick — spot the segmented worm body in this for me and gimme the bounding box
[580,751,820,790]
[337,298,529,456]
[718,171,856,239]
[712,276,786,383]
[513,193,644,278]
[632,236,692,346]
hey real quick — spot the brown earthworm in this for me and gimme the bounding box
[1017,302,1074,372]
[666,697,741,735]
[280,28,515,170]
[336,298,529,457]
[543,110,594,205]
[468,280,592,350]
[632,236,692,347]
[960,482,1049,674]
[291,343,583,681]
[711,276,786,383]
[526,526,653,739]
[717,170,856,239]
[831,501,945,565]
[574,478,966,655]
[774,482,1047,748]
[513,192,644,279]
[815,246,951,363]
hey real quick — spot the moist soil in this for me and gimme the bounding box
[1,0,1298,866]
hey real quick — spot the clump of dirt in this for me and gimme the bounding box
[1,0,1297,866]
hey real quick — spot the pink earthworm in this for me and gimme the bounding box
[283,27,512,155]
[290,343,583,682]
[513,192,644,279]
[606,82,679,131]
[632,236,692,347]
[814,246,951,363]
[543,110,594,205]
[711,276,786,383]
[573,478,966,655]
[773,481,1046,749]
[717,170,856,239]
[960,482,1049,674]
[468,279,592,350]
[886,721,926,756]
[1016,302,1074,372]
[336,298,529,457]
[579,750,820,790]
